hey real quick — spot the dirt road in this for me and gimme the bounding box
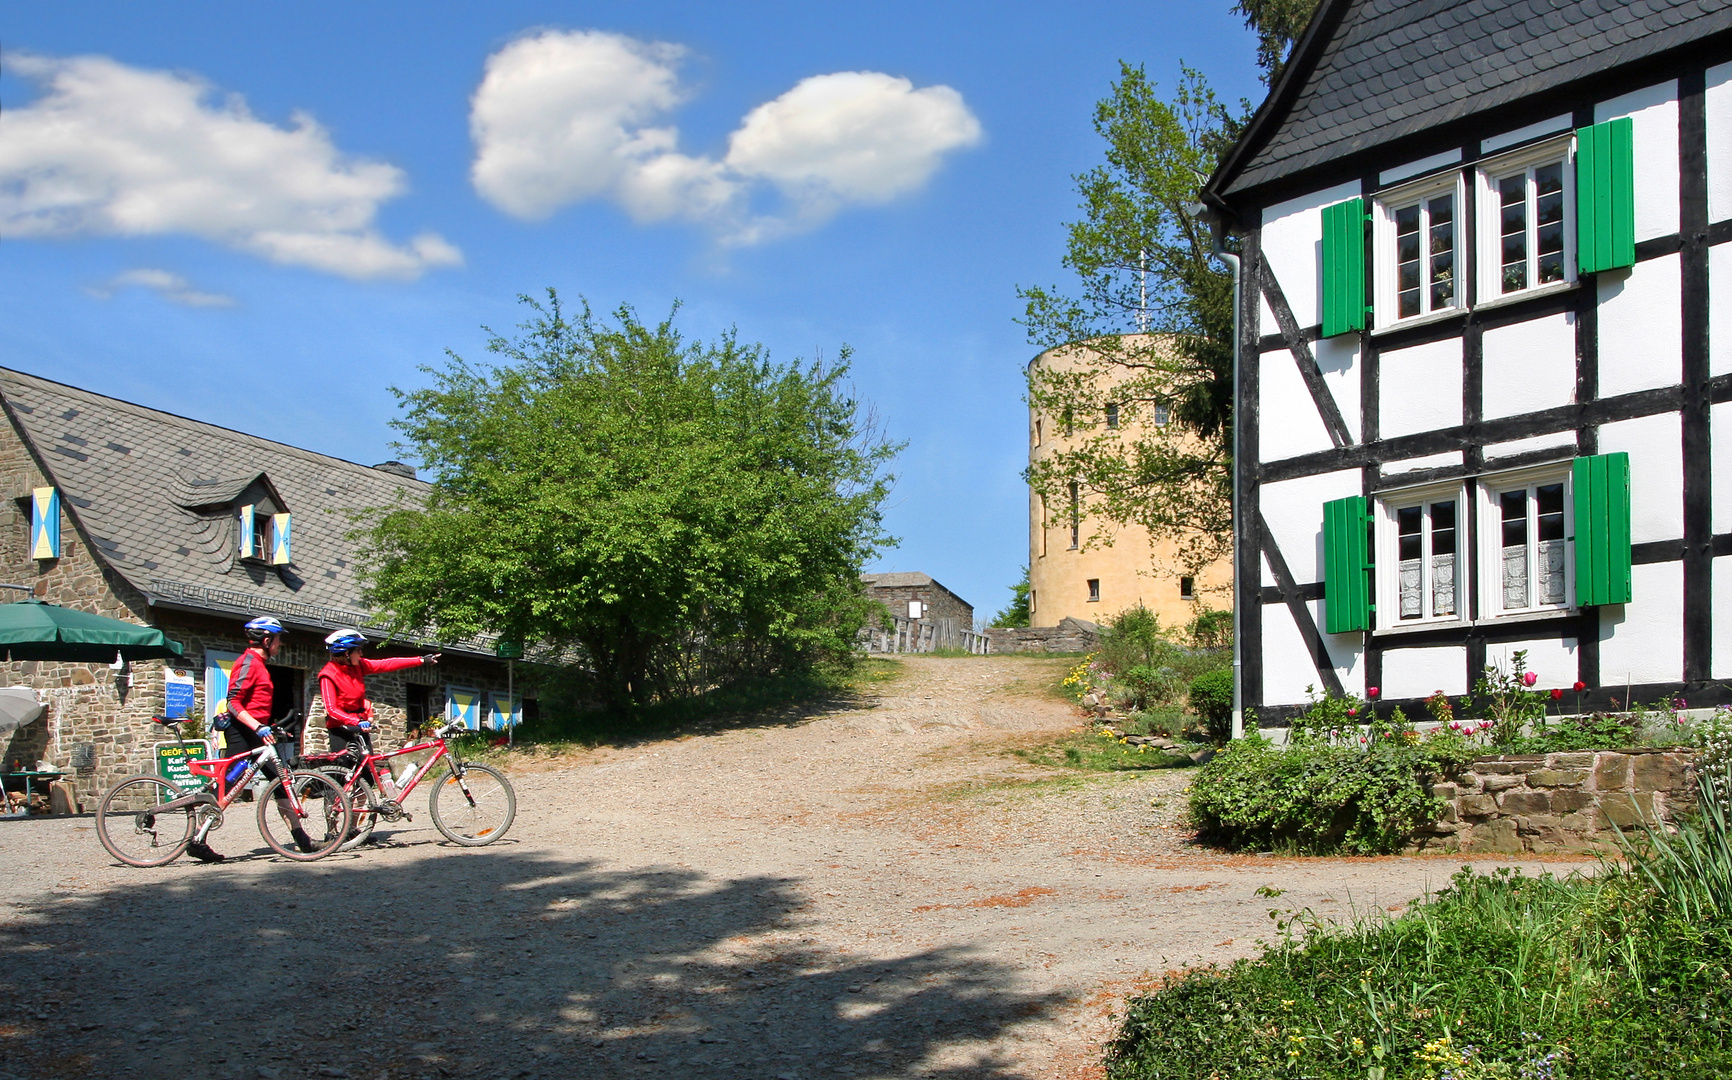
[0,655,1581,1079]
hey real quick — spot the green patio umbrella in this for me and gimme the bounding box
[0,599,185,663]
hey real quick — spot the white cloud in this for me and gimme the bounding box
[469,30,982,243]
[86,268,235,308]
[0,53,461,280]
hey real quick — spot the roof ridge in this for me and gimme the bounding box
[0,364,431,488]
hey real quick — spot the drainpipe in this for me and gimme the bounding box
[1191,202,1244,740]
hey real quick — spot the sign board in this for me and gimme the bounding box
[156,741,214,793]
[164,667,196,719]
[494,639,523,659]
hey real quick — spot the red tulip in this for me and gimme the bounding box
[1522,671,1538,687]
[1550,688,1563,700]
[1367,686,1380,698]
[1573,681,1586,692]
[1346,708,1358,717]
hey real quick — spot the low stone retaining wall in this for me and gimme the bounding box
[1409,749,1697,854]
[984,617,1099,654]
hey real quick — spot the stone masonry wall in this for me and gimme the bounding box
[985,616,1100,654]
[1409,749,1696,854]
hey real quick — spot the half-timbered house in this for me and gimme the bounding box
[1199,0,1732,725]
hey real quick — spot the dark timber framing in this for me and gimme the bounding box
[1220,40,1732,728]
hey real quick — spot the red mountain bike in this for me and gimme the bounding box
[95,716,351,866]
[302,719,515,849]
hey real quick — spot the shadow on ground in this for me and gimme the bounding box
[0,837,1065,1079]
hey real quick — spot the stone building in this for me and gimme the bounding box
[1026,340,1234,633]
[0,365,530,805]
[860,572,974,649]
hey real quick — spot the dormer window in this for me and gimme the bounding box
[237,502,291,565]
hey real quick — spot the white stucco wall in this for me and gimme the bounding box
[1714,401,1732,535]
[1485,638,1579,691]
[1598,412,1684,543]
[1260,602,1320,707]
[1379,148,1461,186]
[1313,597,1366,692]
[1596,81,1680,243]
[1712,242,1732,378]
[1316,335,1361,442]
[1599,561,1685,687]
[1483,431,1576,461]
[1706,61,1732,224]
[1259,348,1339,461]
[1481,113,1572,155]
[1379,337,1462,438]
[1259,469,1363,586]
[1598,254,1683,397]
[1481,313,1576,419]
[1258,180,1364,336]
[1380,644,1468,699]
[1715,554,1732,679]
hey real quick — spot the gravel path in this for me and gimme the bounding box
[0,655,1586,1080]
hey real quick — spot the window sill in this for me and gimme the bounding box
[1370,606,1579,637]
[1472,279,1576,313]
[1370,306,1465,337]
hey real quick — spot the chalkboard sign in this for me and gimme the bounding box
[156,741,212,793]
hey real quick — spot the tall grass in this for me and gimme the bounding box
[1108,769,1732,1078]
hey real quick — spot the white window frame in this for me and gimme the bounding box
[1373,171,1467,328]
[1374,480,1468,629]
[1475,136,1576,306]
[1477,463,1575,618]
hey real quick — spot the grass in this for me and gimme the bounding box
[1106,774,1732,1078]
[1011,728,1193,772]
[503,658,904,750]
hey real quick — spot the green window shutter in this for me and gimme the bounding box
[1576,118,1635,274]
[1322,495,1371,633]
[1573,453,1632,606]
[1321,197,1367,337]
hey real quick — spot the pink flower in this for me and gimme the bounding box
[1522,671,1538,687]
[1367,686,1380,698]
[1550,688,1563,700]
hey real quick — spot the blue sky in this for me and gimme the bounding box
[0,1,1263,620]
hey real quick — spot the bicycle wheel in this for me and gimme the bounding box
[428,763,516,846]
[96,775,195,867]
[317,766,377,850]
[256,770,350,861]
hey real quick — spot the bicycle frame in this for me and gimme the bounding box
[147,724,313,837]
[353,737,452,803]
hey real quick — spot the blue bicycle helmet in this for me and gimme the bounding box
[324,628,367,655]
[243,615,285,640]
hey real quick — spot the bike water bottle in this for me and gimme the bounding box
[225,758,249,783]
[394,760,416,790]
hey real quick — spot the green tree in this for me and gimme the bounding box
[989,566,1031,628]
[358,292,900,711]
[1017,64,1240,578]
[1232,0,1323,83]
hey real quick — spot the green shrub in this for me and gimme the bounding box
[1112,769,1732,1078]
[1188,695,1475,855]
[1187,668,1234,742]
[1186,607,1232,650]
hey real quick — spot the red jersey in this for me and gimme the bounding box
[226,648,274,723]
[318,655,425,728]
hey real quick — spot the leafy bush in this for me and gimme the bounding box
[1186,607,1232,650]
[1189,694,1476,855]
[1088,605,1228,713]
[1187,668,1234,742]
[1112,769,1732,1078]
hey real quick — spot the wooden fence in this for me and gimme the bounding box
[859,616,989,655]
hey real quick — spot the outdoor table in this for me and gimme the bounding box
[1,770,65,813]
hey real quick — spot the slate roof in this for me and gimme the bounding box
[0,365,428,633]
[1209,0,1732,202]
[861,571,973,613]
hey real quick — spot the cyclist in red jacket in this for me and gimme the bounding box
[193,615,313,862]
[318,629,439,787]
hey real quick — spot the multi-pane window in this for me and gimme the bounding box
[1477,140,1573,303]
[1393,193,1456,318]
[1494,162,1566,294]
[1068,482,1080,550]
[1389,495,1460,622]
[1105,403,1119,429]
[1375,176,1463,326]
[1153,404,1170,426]
[1490,479,1569,613]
